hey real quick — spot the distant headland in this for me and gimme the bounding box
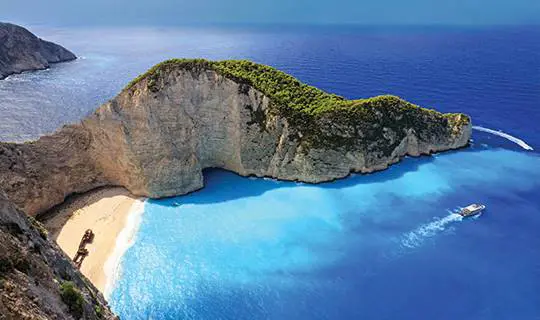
[0,22,76,79]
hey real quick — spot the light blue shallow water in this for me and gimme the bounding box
[110,145,540,319]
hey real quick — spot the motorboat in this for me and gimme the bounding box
[459,204,486,217]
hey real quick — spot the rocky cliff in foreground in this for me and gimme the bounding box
[0,22,76,79]
[0,59,471,216]
[0,191,115,319]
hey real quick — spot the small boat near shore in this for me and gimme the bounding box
[459,204,486,217]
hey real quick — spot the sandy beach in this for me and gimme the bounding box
[43,187,140,293]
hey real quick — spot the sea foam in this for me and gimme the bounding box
[103,199,146,299]
[473,126,534,151]
[401,211,463,249]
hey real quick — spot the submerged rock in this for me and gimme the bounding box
[0,22,76,79]
[0,59,471,216]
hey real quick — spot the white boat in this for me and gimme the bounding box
[459,204,486,217]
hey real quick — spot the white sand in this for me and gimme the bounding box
[43,187,140,293]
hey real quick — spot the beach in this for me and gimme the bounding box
[43,187,141,293]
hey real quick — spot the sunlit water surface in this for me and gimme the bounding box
[111,148,540,319]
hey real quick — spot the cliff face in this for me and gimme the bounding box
[0,60,471,216]
[0,192,115,319]
[0,126,107,217]
[0,22,76,79]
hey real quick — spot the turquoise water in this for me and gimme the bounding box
[110,144,540,319]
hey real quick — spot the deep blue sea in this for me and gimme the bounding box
[1,25,539,319]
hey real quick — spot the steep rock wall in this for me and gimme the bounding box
[0,64,471,216]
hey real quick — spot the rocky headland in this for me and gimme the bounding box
[0,59,472,217]
[0,22,76,79]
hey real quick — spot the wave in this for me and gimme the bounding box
[473,126,534,151]
[103,199,146,299]
[401,211,463,248]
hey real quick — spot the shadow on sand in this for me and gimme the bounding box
[40,186,137,241]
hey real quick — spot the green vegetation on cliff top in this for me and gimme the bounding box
[127,59,455,113]
[125,59,469,140]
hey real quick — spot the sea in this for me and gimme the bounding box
[1,25,539,319]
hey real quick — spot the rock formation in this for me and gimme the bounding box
[0,22,76,79]
[0,191,115,319]
[0,59,471,216]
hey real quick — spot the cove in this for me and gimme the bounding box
[109,145,540,320]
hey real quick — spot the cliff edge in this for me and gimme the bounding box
[0,191,116,319]
[0,22,76,79]
[0,59,471,216]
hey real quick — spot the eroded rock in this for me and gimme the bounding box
[0,60,471,216]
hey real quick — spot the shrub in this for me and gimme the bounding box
[60,281,84,318]
[28,216,48,240]
[94,305,103,318]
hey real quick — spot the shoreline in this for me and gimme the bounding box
[43,187,143,294]
[104,198,145,299]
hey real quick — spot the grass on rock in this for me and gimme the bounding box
[124,59,470,150]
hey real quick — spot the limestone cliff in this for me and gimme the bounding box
[0,191,115,319]
[0,22,76,79]
[0,59,471,216]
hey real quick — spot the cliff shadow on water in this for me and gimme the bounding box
[152,143,515,209]
[151,153,441,207]
[39,143,491,217]
[36,147,451,222]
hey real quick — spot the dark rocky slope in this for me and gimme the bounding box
[0,191,115,319]
[0,22,76,79]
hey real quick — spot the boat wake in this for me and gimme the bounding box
[473,126,534,151]
[401,211,463,249]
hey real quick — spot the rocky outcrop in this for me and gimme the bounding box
[0,22,76,79]
[0,191,115,319]
[0,59,471,216]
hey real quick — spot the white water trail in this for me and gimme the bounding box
[401,212,463,249]
[103,199,146,299]
[473,126,534,151]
